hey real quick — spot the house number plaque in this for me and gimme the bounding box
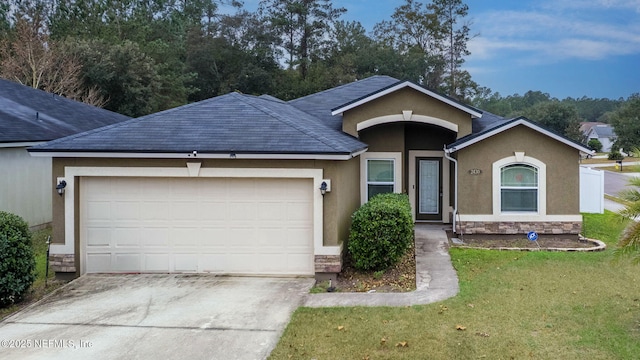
[468,169,482,175]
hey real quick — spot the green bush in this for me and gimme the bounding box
[347,193,413,271]
[608,150,624,161]
[587,138,603,152]
[0,212,35,307]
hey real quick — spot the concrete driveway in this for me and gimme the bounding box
[0,274,314,360]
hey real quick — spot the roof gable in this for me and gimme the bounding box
[331,81,482,119]
[0,79,130,143]
[446,116,593,154]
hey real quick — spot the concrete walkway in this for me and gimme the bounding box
[304,224,459,307]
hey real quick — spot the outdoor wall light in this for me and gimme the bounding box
[56,180,67,196]
[319,181,328,195]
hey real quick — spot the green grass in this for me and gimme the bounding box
[0,227,62,320]
[269,212,640,359]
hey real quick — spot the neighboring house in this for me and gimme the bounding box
[585,124,617,152]
[29,76,592,279]
[0,79,130,227]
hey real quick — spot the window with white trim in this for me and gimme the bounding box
[500,164,538,212]
[366,159,395,200]
[360,152,402,204]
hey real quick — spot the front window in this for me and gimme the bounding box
[367,159,395,200]
[500,164,538,212]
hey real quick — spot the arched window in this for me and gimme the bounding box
[500,164,538,212]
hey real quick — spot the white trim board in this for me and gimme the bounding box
[446,117,594,155]
[29,151,364,161]
[332,81,482,118]
[52,165,341,272]
[357,114,459,133]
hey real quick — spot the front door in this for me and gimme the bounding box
[416,158,442,221]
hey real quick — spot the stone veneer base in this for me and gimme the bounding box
[315,255,342,274]
[458,221,582,235]
[49,254,76,273]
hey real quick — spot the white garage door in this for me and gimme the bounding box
[81,177,314,275]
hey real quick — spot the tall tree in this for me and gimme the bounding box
[374,0,441,87]
[259,0,345,79]
[522,101,582,142]
[428,0,476,99]
[0,10,105,106]
[373,0,476,99]
[610,95,640,152]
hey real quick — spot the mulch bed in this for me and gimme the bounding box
[448,233,596,249]
[332,242,417,293]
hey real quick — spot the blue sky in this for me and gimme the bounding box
[230,0,640,100]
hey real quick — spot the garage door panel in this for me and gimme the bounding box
[200,254,226,273]
[257,228,286,246]
[287,202,312,221]
[114,254,141,272]
[86,253,111,273]
[113,228,141,247]
[82,177,314,275]
[86,228,111,247]
[200,228,231,247]
[174,254,198,272]
[141,228,169,247]
[86,201,111,221]
[114,201,141,220]
[229,202,257,219]
[140,201,170,220]
[144,254,170,272]
[200,201,228,219]
[170,228,202,247]
[258,203,285,221]
[287,228,313,247]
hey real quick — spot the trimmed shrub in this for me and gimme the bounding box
[347,193,413,271]
[608,150,624,161]
[0,212,35,307]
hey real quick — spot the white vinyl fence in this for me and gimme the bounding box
[580,166,604,213]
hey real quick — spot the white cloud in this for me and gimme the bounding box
[469,5,640,64]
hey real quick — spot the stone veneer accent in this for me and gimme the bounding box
[458,221,582,235]
[49,254,76,273]
[315,255,342,273]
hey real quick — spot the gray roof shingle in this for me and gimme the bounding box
[289,76,400,130]
[30,92,368,155]
[0,79,130,143]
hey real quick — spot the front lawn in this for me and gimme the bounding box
[269,212,640,359]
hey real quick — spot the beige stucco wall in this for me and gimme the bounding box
[51,157,360,252]
[342,88,473,138]
[359,123,405,153]
[1,147,52,226]
[457,125,581,215]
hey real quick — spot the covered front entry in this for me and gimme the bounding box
[409,151,450,222]
[80,176,315,275]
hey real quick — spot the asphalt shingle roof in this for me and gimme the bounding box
[31,92,368,155]
[289,76,400,130]
[590,124,616,138]
[0,79,130,143]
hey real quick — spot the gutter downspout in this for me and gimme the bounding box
[444,145,458,234]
